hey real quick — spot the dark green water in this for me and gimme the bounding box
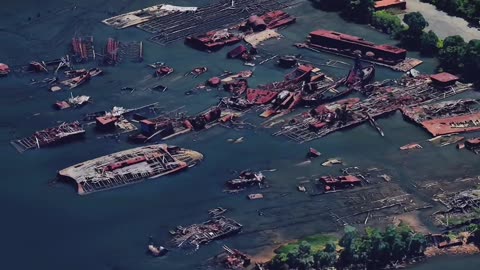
[1,1,479,269]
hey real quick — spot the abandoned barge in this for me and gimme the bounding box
[58,144,203,195]
[11,121,85,152]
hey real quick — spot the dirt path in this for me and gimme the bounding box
[404,0,480,41]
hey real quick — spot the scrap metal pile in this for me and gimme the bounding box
[274,74,473,143]
[401,99,480,136]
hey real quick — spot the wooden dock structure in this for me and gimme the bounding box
[138,0,301,45]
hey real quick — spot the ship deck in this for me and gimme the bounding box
[58,144,203,195]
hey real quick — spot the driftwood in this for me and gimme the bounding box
[352,203,402,217]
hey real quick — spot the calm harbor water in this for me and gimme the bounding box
[1,1,479,269]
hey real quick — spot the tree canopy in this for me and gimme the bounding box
[420,30,440,55]
[403,12,429,33]
[341,0,376,24]
[438,35,467,71]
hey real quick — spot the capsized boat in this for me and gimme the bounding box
[148,244,168,257]
[61,72,91,89]
[246,89,278,105]
[0,63,10,76]
[58,144,203,195]
[307,147,321,158]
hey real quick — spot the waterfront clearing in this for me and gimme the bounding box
[404,0,480,41]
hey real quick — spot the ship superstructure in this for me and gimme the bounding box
[58,144,203,195]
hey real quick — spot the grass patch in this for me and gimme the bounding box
[275,234,338,255]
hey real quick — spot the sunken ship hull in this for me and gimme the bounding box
[58,144,203,195]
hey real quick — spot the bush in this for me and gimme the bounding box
[371,11,405,38]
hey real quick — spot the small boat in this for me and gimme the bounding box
[121,87,135,92]
[65,69,87,77]
[148,61,165,69]
[306,147,321,158]
[54,101,71,110]
[151,84,168,92]
[148,244,168,257]
[88,68,103,77]
[0,63,10,76]
[400,143,422,150]
[61,72,91,89]
[156,66,174,77]
[208,207,227,216]
[278,55,298,68]
[248,193,264,200]
[186,67,208,77]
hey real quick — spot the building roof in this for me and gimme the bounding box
[430,72,459,83]
[375,0,406,9]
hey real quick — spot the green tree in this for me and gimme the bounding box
[438,35,467,72]
[342,0,376,24]
[401,12,429,49]
[372,10,405,38]
[463,39,480,80]
[468,224,480,246]
[420,30,440,55]
[314,241,338,268]
[338,226,360,266]
[407,233,428,256]
[403,12,429,33]
[286,241,314,270]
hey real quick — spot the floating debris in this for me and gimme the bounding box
[248,193,264,200]
[295,160,312,167]
[306,147,321,158]
[322,158,343,167]
[227,170,265,190]
[401,99,480,136]
[0,63,10,76]
[400,143,423,150]
[208,207,227,217]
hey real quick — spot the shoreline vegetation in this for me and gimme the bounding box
[260,222,480,269]
[309,0,480,85]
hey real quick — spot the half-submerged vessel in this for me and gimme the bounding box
[11,121,85,152]
[58,144,203,195]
